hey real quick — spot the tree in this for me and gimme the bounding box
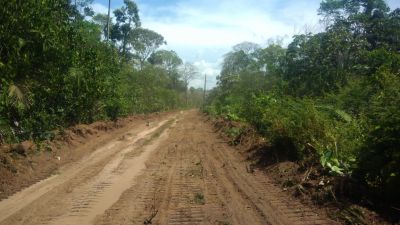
[219,45,260,93]
[319,0,389,21]
[72,0,95,20]
[319,0,391,48]
[130,28,166,69]
[148,50,182,72]
[187,87,205,108]
[111,0,141,60]
[180,63,199,105]
[93,13,112,40]
[233,41,261,54]
[257,44,285,76]
[148,50,183,89]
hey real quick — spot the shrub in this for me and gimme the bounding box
[355,69,400,201]
[243,94,362,174]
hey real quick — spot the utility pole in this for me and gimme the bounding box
[203,74,207,108]
[107,0,111,41]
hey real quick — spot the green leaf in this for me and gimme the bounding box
[330,165,344,175]
[18,38,26,48]
[335,109,352,122]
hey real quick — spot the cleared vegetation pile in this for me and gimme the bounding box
[205,0,400,214]
[0,0,203,145]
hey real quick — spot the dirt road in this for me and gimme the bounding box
[0,110,335,225]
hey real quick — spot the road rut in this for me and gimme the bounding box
[0,110,336,225]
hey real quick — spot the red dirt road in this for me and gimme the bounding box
[0,110,335,225]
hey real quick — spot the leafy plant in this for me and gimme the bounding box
[320,150,344,175]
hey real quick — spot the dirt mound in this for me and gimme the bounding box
[212,117,264,148]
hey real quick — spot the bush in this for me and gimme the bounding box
[242,93,362,174]
[355,69,400,201]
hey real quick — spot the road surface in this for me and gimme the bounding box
[0,110,334,225]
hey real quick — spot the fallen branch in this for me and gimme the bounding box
[143,207,158,225]
[143,191,159,224]
[302,166,313,182]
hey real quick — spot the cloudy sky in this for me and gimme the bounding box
[92,0,400,88]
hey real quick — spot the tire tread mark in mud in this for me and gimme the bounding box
[211,142,335,225]
[167,146,205,225]
[94,141,176,225]
[201,149,240,225]
[203,146,269,225]
[96,163,169,225]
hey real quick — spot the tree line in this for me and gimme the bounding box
[0,0,201,144]
[206,0,400,203]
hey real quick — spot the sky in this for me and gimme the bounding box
[91,0,400,88]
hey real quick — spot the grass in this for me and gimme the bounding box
[193,192,205,205]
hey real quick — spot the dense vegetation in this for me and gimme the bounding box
[0,0,202,144]
[206,0,400,204]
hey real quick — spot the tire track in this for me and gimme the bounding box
[94,122,179,225]
[202,146,268,225]
[0,115,177,225]
[162,127,206,225]
[209,140,335,225]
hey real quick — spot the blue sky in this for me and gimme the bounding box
[91,0,400,88]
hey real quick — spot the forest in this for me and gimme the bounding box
[1,0,400,221]
[0,0,203,144]
[206,0,400,207]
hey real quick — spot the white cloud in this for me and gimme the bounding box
[191,60,220,89]
[91,3,108,15]
[140,1,322,49]
[193,60,220,77]
[387,0,400,9]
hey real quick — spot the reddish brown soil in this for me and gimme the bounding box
[0,112,172,201]
[0,110,336,225]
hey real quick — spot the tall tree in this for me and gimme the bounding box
[219,43,261,92]
[111,0,141,60]
[148,50,182,72]
[180,63,199,105]
[93,13,112,39]
[319,0,390,47]
[232,41,261,54]
[148,50,183,89]
[130,28,165,69]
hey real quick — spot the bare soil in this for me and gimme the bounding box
[0,112,172,201]
[0,110,336,225]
